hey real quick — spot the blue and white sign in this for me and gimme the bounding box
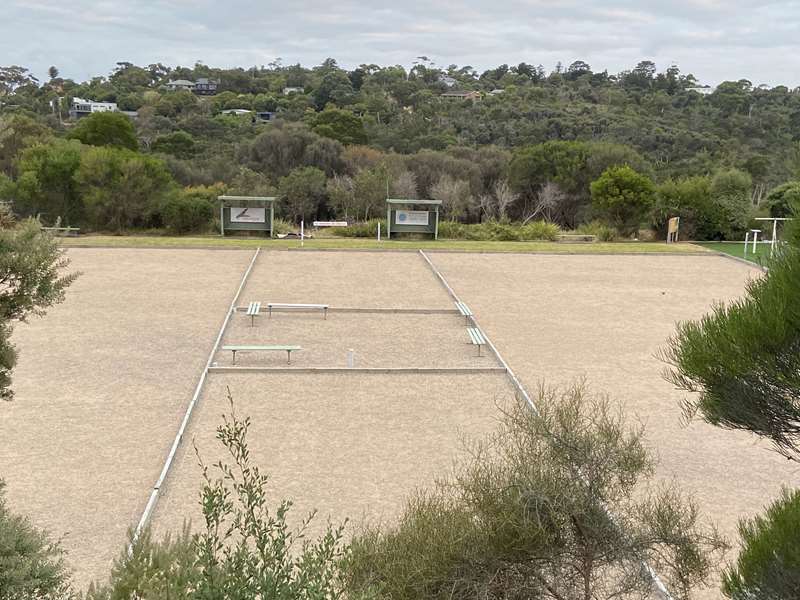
[395,210,429,226]
[231,207,266,223]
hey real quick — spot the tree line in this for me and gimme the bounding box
[1,58,799,239]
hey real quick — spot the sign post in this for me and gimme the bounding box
[385,199,442,240]
[218,196,275,237]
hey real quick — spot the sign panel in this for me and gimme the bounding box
[231,207,266,223]
[395,210,429,226]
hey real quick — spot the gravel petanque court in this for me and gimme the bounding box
[239,250,453,308]
[0,248,252,590]
[4,247,798,596]
[151,372,516,540]
[428,252,800,554]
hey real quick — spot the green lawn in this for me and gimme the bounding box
[693,241,773,265]
[58,234,712,254]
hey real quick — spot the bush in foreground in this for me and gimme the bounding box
[722,487,800,599]
[88,391,347,599]
[0,480,73,599]
[344,384,727,600]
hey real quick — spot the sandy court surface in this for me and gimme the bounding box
[152,372,516,538]
[241,250,452,308]
[429,252,800,548]
[217,312,496,368]
[0,248,252,589]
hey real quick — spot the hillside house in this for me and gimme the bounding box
[69,97,118,119]
[440,90,481,101]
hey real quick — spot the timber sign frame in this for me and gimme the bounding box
[386,198,442,240]
[218,195,276,237]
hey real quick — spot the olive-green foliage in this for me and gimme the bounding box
[14,139,84,225]
[309,108,367,145]
[437,219,561,241]
[277,166,327,222]
[345,384,726,600]
[764,181,800,219]
[575,219,617,241]
[722,487,800,599]
[709,169,752,239]
[0,219,77,399]
[76,146,175,231]
[162,194,213,234]
[661,249,800,461]
[67,112,138,150]
[88,392,346,600]
[590,165,655,235]
[0,114,53,176]
[151,130,196,158]
[653,176,713,240]
[0,479,73,599]
[331,218,386,238]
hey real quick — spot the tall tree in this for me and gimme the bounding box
[67,112,138,151]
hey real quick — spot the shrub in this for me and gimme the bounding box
[722,487,800,599]
[519,220,561,241]
[88,392,346,599]
[344,384,727,600]
[576,220,617,241]
[161,194,214,234]
[437,220,468,239]
[764,181,800,218]
[332,218,385,238]
[710,169,752,239]
[272,218,294,235]
[590,165,655,236]
[0,479,73,599]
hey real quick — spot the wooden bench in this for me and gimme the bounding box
[455,301,473,323]
[223,345,302,365]
[267,303,329,319]
[245,301,261,326]
[558,233,596,243]
[41,226,80,237]
[467,327,487,357]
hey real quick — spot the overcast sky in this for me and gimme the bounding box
[3,0,799,87]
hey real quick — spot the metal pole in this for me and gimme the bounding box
[378,222,381,241]
[300,220,304,247]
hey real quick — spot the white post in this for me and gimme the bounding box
[744,231,751,255]
[300,220,304,247]
[752,230,759,254]
[377,222,381,241]
[771,219,778,257]
[347,349,354,368]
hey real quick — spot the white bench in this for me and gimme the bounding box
[245,301,261,326]
[455,301,473,323]
[223,345,302,365]
[267,303,329,319]
[313,221,348,228]
[467,327,487,357]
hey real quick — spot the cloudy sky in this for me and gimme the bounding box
[3,0,798,87]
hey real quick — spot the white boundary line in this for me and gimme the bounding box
[130,247,261,546]
[417,249,674,600]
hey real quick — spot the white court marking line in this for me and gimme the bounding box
[131,247,261,546]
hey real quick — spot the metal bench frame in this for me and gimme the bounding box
[223,345,302,365]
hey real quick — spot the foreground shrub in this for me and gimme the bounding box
[88,391,346,599]
[161,194,213,234]
[661,249,800,461]
[0,480,73,599]
[722,487,800,599]
[345,383,726,600]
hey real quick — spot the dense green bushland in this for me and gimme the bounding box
[1,59,798,237]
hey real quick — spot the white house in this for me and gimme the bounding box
[282,86,304,95]
[164,79,196,92]
[686,85,716,96]
[69,97,118,119]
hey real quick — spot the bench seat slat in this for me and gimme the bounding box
[224,345,301,351]
[267,303,328,309]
